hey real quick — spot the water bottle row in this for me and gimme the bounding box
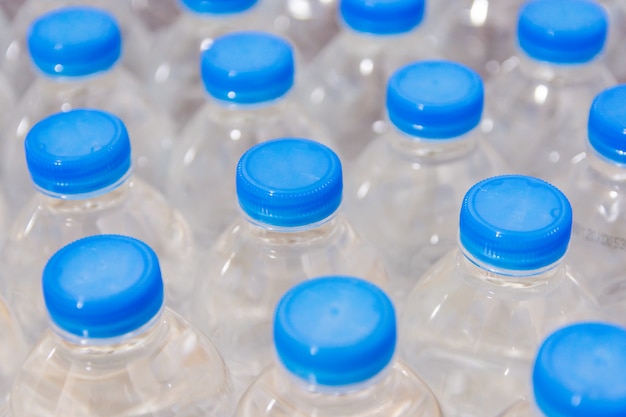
[0,0,624,213]
[0,172,624,417]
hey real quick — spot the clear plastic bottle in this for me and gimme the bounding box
[236,276,443,417]
[0,6,175,215]
[601,0,626,83]
[0,109,197,347]
[344,60,508,306]
[0,294,26,416]
[482,0,614,183]
[432,0,523,79]
[148,0,276,131]
[399,174,604,417]
[191,138,388,398]
[8,234,234,417]
[269,0,340,63]
[297,0,439,164]
[2,0,152,95]
[497,322,626,417]
[557,85,626,326]
[166,31,332,249]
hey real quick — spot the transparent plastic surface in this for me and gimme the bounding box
[0,177,198,346]
[297,27,439,164]
[602,0,626,83]
[148,4,276,131]
[1,0,152,96]
[1,67,175,215]
[271,0,340,63]
[482,55,615,182]
[433,0,522,79]
[236,361,442,417]
[9,308,234,417]
[559,151,626,326]
[191,214,389,397]
[344,130,508,306]
[0,294,26,416]
[496,401,539,417]
[166,97,332,249]
[399,250,604,417]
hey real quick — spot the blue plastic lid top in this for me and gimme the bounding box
[459,175,572,271]
[201,31,294,104]
[517,0,608,64]
[588,85,626,165]
[274,276,396,386]
[43,234,164,339]
[387,60,484,139]
[340,0,425,35]
[236,138,343,228]
[533,322,626,417]
[27,6,122,77]
[180,0,258,14]
[25,109,132,198]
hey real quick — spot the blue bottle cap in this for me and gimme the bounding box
[43,235,164,339]
[387,60,484,139]
[460,175,572,271]
[201,31,294,104]
[274,276,396,386]
[533,322,626,417]
[588,85,626,165]
[27,6,122,77]
[517,0,608,64]
[25,109,132,198]
[236,138,343,227]
[340,0,425,35]
[180,0,258,14]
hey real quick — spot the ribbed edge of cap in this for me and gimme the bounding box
[27,6,122,77]
[274,276,396,386]
[43,235,164,339]
[180,0,258,14]
[588,85,626,165]
[517,0,608,64]
[201,31,294,104]
[25,109,132,197]
[460,175,572,271]
[236,138,343,227]
[340,0,425,35]
[533,322,626,417]
[387,60,483,139]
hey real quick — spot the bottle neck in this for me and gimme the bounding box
[585,147,626,188]
[387,128,480,163]
[458,246,566,291]
[242,210,342,246]
[514,52,609,85]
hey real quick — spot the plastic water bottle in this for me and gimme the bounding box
[191,138,388,398]
[432,0,523,79]
[497,322,626,417]
[236,276,443,417]
[297,0,439,164]
[148,0,275,131]
[482,0,614,182]
[0,109,198,347]
[344,60,507,306]
[0,293,25,416]
[2,0,153,95]
[8,234,234,417]
[557,85,626,326]
[399,174,604,417]
[270,0,340,63]
[166,31,332,249]
[601,0,626,83]
[0,6,175,215]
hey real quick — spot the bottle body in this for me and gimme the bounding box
[166,97,332,249]
[297,28,438,164]
[9,308,234,417]
[1,177,197,346]
[559,152,626,325]
[344,130,507,305]
[399,250,603,417]
[482,56,614,182]
[191,214,388,397]
[236,360,442,417]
